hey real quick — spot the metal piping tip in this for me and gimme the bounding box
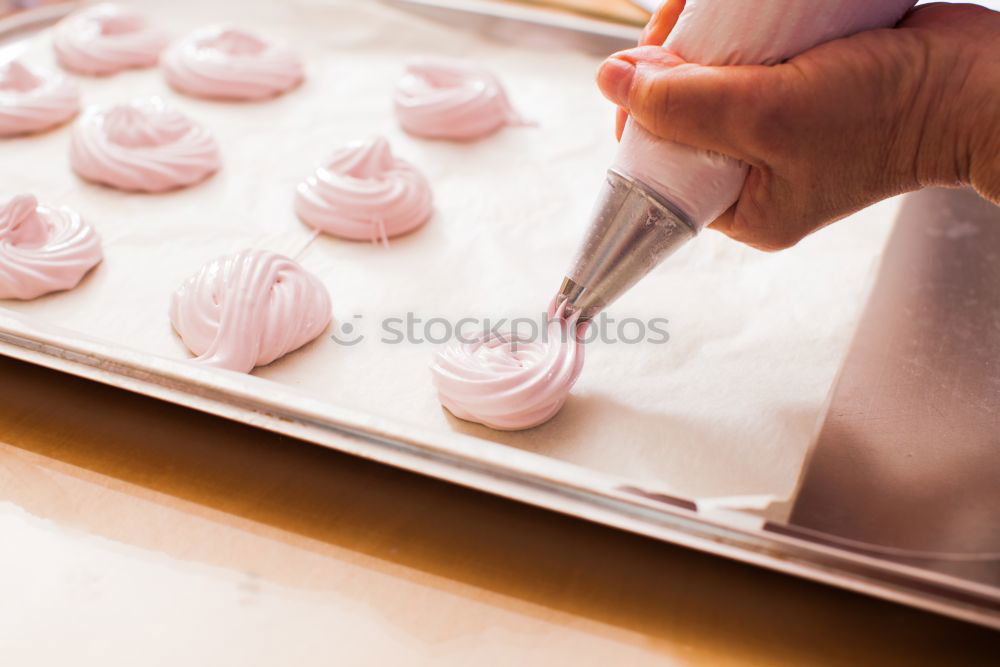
[556,168,698,321]
[556,276,602,322]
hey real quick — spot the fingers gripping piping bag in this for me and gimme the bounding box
[556,0,918,319]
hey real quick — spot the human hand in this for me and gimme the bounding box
[599,2,1000,251]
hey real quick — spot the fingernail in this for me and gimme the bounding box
[598,58,635,106]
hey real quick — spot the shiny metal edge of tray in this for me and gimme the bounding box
[1,3,998,630]
[380,0,641,54]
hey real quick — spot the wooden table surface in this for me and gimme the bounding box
[0,354,997,665]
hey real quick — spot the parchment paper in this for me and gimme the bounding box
[1,0,899,500]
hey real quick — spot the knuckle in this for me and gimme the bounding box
[753,232,801,252]
[633,68,671,133]
[728,186,806,252]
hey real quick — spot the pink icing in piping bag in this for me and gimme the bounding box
[558,0,920,321]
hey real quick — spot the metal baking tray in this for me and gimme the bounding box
[1,1,998,629]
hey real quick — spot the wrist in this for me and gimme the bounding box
[964,58,1000,204]
[903,6,1000,198]
[905,34,972,189]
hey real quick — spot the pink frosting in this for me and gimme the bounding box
[163,26,304,101]
[0,194,102,300]
[170,249,332,373]
[295,137,433,243]
[394,57,523,140]
[53,3,168,76]
[70,97,221,192]
[0,60,80,137]
[430,303,586,430]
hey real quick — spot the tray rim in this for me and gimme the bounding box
[383,0,646,35]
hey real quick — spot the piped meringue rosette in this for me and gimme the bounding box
[0,194,102,300]
[163,26,304,101]
[170,249,332,374]
[53,3,168,76]
[70,97,221,193]
[0,61,80,137]
[295,137,433,243]
[394,57,525,141]
[430,303,586,431]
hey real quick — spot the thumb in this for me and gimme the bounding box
[597,46,776,157]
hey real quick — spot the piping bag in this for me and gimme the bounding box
[556,0,917,319]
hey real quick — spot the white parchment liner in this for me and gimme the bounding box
[0,0,899,501]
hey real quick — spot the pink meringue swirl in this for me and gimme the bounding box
[70,97,221,193]
[163,26,304,101]
[53,3,168,76]
[0,60,80,137]
[294,137,433,243]
[170,249,332,374]
[394,57,524,140]
[0,194,102,300]
[430,303,586,431]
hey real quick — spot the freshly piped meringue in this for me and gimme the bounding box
[70,97,221,192]
[0,60,80,137]
[394,57,524,140]
[170,249,332,374]
[295,137,433,243]
[163,26,304,101]
[430,303,586,431]
[0,194,102,300]
[53,3,168,76]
